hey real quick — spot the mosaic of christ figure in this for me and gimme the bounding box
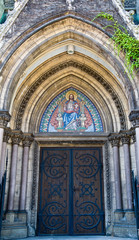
[41,89,102,133]
[63,93,80,130]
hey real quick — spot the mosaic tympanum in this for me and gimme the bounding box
[39,88,103,132]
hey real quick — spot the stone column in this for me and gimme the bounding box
[109,134,122,210]
[0,111,11,182]
[129,110,139,182]
[19,133,33,210]
[130,127,137,174]
[120,131,133,210]
[0,128,11,183]
[8,130,22,211]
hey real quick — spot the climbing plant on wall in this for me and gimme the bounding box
[92,12,139,76]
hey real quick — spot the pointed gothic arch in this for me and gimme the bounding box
[0,10,138,239]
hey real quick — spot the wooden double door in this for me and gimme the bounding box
[37,148,105,235]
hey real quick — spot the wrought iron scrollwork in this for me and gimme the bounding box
[41,152,67,179]
[40,201,67,231]
[75,200,101,231]
[47,182,64,198]
[74,153,100,179]
[79,182,96,197]
[38,148,104,235]
[45,201,67,215]
[38,150,69,234]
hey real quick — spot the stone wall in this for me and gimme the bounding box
[0,0,135,51]
[0,1,138,239]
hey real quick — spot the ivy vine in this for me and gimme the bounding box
[92,12,139,76]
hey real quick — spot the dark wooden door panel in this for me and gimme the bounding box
[72,148,104,234]
[37,148,104,235]
[38,149,70,235]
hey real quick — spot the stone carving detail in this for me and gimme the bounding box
[30,141,39,229]
[3,127,11,143]
[104,141,111,226]
[22,133,34,147]
[66,0,75,10]
[11,130,22,145]
[129,128,136,143]
[120,130,130,145]
[0,111,11,128]
[109,129,135,145]
[105,141,111,210]
[129,110,139,127]
[109,134,120,147]
[15,61,126,130]
[125,10,135,24]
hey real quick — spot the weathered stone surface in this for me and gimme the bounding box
[2,0,128,45]
[0,1,138,240]
[113,210,137,238]
[1,211,27,239]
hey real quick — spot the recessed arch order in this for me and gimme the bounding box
[1,15,134,133]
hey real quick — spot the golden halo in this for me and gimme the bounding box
[66,91,77,100]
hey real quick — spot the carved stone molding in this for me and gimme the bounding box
[36,140,105,146]
[129,128,136,143]
[0,111,11,128]
[129,110,139,127]
[22,133,34,147]
[15,61,126,130]
[105,141,111,215]
[3,127,11,143]
[109,134,120,147]
[120,130,130,145]
[30,141,39,230]
[11,130,23,145]
[109,129,135,145]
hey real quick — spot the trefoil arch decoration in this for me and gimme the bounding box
[39,88,103,133]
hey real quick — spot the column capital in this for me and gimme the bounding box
[11,130,23,145]
[3,127,11,143]
[120,130,130,145]
[0,111,11,128]
[129,110,139,127]
[129,127,136,143]
[22,133,34,147]
[109,133,120,147]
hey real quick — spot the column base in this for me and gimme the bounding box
[114,209,124,221]
[1,211,27,239]
[113,210,137,238]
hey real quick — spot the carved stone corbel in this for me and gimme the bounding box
[120,130,131,145]
[129,110,139,127]
[129,127,136,143]
[11,130,23,145]
[0,111,11,128]
[22,133,34,147]
[3,127,11,143]
[109,133,120,147]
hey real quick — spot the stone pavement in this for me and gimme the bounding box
[18,236,137,240]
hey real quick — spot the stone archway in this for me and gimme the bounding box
[0,14,138,239]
